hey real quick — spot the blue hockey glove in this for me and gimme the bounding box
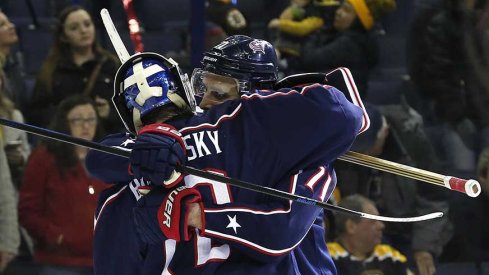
[130,124,186,188]
[133,186,204,243]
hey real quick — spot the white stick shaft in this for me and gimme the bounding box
[100,8,131,63]
[361,211,443,222]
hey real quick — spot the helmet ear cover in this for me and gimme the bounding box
[113,52,196,135]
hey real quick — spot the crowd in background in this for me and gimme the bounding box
[0,0,488,274]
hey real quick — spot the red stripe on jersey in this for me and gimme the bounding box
[339,67,369,133]
[180,104,243,133]
[320,173,333,202]
[305,166,327,192]
[94,185,127,230]
[203,173,298,214]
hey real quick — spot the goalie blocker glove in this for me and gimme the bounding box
[130,124,186,188]
[133,186,205,243]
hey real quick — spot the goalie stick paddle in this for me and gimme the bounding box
[100,8,131,63]
[0,117,442,222]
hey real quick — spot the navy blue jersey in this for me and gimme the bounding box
[88,84,363,274]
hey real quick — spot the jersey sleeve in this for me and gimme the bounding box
[85,132,134,183]
[240,84,363,185]
[200,165,337,262]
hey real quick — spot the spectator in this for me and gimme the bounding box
[27,5,123,134]
[440,146,489,264]
[19,95,107,275]
[0,10,28,112]
[327,194,414,275]
[408,0,489,178]
[0,139,20,274]
[333,103,452,275]
[0,70,30,190]
[472,147,489,261]
[206,0,251,36]
[268,0,328,57]
[286,0,396,96]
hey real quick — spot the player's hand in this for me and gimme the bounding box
[130,124,186,188]
[414,251,436,275]
[132,186,204,244]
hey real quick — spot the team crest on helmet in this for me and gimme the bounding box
[248,40,265,54]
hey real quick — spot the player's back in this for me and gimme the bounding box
[140,85,361,274]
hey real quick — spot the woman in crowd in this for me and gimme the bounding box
[19,95,107,275]
[0,10,28,111]
[27,5,122,134]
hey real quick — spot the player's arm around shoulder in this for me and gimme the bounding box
[303,84,364,131]
[85,132,134,183]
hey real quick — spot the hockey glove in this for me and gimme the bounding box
[133,186,204,244]
[130,124,186,188]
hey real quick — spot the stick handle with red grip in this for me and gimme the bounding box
[340,151,481,197]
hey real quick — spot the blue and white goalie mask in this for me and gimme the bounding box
[113,53,196,134]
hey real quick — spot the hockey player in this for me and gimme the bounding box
[88,35,363,274]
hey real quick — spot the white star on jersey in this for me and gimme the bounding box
[226,215,241,234]
[121,139,135,147]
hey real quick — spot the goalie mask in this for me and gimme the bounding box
[113,52,196,134]
[192,35,278,98]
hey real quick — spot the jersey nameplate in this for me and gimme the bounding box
[183,130,222,161]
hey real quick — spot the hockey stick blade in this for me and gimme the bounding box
[0,117,442,222]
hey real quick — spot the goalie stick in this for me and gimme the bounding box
[274,70,481,198]
[0,117,443,222]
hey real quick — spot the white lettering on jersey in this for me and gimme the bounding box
[207,131,221,154]
[162,239,177,275]
[185,173,231,205]
[183,135,197,161]
[183,130,222,161]
[196,233,230,266]
[129,178,150,201]
[193,132,211,157]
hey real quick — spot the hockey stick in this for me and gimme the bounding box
[275,74,481,198]
[100,8,131,63]
[339,152,481,197]
[0,117,442,222]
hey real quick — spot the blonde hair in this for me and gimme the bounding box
[0,69,14,119]
[0,69,14,142]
